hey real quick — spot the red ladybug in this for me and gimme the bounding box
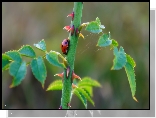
[61,39,70,55]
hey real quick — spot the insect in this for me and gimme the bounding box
[61,39,70,55]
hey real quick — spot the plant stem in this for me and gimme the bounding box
[61,2,83,109]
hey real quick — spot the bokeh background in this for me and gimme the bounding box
[2,2,149,109]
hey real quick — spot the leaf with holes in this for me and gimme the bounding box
[111,46,127,70]
[78,77,101,87]
[34,39,46,52]
[75,87,94,106]
[30,56,47,88]
[9,61,27,88]
[2,54,12,71]
[46,51,67,69]
[73,89,87,109]
[97,32,112,47]
[124,54,138,102]
[46,80,63,91]
[6,51,22,62]
[18,45,36,58]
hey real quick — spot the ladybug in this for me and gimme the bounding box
[61,39,70,55]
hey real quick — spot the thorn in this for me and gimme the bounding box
[72,71,82,81]
[63,26,71,32]
[67,11,74,21]
[72,83,78,88]
[54,72,64,78]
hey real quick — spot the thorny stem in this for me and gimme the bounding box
[61,2,83,109]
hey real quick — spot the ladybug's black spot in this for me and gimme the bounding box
[65,41,68,44]
[62,45,63,47]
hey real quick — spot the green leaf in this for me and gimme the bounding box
[9,61,27,88]
[46,51,66,69]
[85,17,105,33]
[85,21,102,33]
[97,32,112,47]
[18,45,36,58]
[96,17,105,29]
[75,87,94,106]
[126,54,136,68]
[34,39,46,52]
[73,89,87,109]
[81,86,93,97]
[111,46,127,70]
[2,54,12,71]
[30,56,47,88]
[78,77,101,87]
[111,39,118,49]
[46,80,63,91]
[124,54,137,102]
[6,51,22,62]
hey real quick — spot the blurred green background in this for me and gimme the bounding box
[2,2,149,109]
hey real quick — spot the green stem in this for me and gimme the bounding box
[61,2,83,109]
